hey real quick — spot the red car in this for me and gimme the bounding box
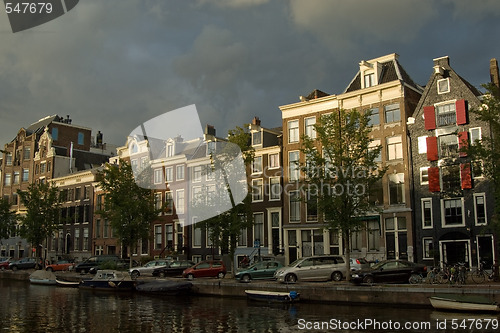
[0,258,10,271]
[46,260,75,272]
[182,260,226,280]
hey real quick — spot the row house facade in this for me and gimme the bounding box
[279,53,423,264]
[409,56,498,268]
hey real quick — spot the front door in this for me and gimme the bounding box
[385,217,407,260]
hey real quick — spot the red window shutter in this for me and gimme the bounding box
[428,167,440,192]
[456,99,467,125]
[426,136,438,161]
[424,106,436,130]
[461,163,472,189]
[458,131,468,157]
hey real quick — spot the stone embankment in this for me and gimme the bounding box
[2,270,499,308]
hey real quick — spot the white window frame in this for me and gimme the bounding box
[437,78,450,94]
[288,150,300,181]
[473,193,487,226]
[155,192,162,215]
[269,176,281,201]
[165,191,173,215]
[165,167,173,183]
[420,167,429,185]
[268,153,279,169]
[192,218,202,248]
[384,103,401,123]
[469,127,482,146]
[252,155,262,174]
[176,165,185,181]
[418,136,427,154]
[192,165,202,183]
[288,120,299,143]
[368,139,382,162]
[422,237,434,259]
[253,212,264,244]
[154,169,163,184]
[289,190,301,223]
[386,136,403,160]
[421,198,433,229]
[304,117,316,139]
[252,178,263,202]
[176,189,185,215]
[441,197,465,228]
[252,131,262,146]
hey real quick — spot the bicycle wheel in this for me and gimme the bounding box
[437,272,449,284]
[409,274,423,284]
[471,270,486,284]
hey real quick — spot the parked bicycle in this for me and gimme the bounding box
[449,262,468,285]
[471,261,494,284]
[424,266,441,284]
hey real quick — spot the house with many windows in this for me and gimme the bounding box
[279,53,422,264]
[409,56,497,268]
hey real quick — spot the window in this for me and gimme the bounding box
[167,143,174,157]
[193,223,202,247]
[288,120,299,143]
[420,167,429,185]
[388,173,405,205]
[252,179,263,202]
[154,225,162,250]
[11,193,18,206]
[5,153,12,166]
[252,156,262,174]
[192,186,203,206]
[40,162,46,174]
[269,177,280,201]
[78,132,84,145]
[165,192,173,215]
[364,72,375,88]
[384,104,400,123]
[23,147,31,160]
[75,187,81,201]
[306,190,318,222]
[474,193,487,225]
[437,78,450,94]
[165,167,173,183]
[288,151,300,181]
[52,127,58,140]
[368,140,382,162]
[131,159,138,171]
[151,169,161,184]
[289,191,300,222]
[443,198,463,226]
[422,198,433,228]
[176,190,185,214]
[176,165,184,180]
[74,229,80,251]
[192,166,202,182]
[418,136,427,154]
[386,136,403,160]
[205,164,215,180]
[83,228,89,251]
[423,238,434,259]
[22,169,29,182]
[155,193,162,213]
[472,160,483,179]
[13,171,19,185]
[103,219,109,238]
[253,213,264,244]
[368,179,383,205]
[238,226,247,247]
[367,107,380,126]
[436,103,456,127]
[441,164,461,191]
[165,224,173,249]
[269,153,279,169]
[4,174,11,186]
[469,127,481,145]
[367,220,380,251]
[350,228,362,251]
[252,131,262,145]
[439,134,458,158]
[305,117,316,139]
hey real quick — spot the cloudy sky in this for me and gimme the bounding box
[1,0,500,148]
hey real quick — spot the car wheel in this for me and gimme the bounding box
[285,274,297,283]
[131,270,139,279]
[331,271,343,282]
[159,272,166,278]
[46,267,54,272]
[187,274,194,280]
[363,275,374,284]
[217,272,225,279]
[11,266,17,271]
[241,274,251,283]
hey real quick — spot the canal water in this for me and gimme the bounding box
[1,279,499,332]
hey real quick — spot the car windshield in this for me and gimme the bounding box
[288,258,302,267]
[371,261,386,270]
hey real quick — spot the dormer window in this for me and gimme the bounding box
[252,131,262,146]
[167,143,174,157]
[364,72,375,88]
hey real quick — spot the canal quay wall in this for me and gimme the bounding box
[2,270,499,308]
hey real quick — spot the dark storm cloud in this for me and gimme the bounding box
[1,0,500,148]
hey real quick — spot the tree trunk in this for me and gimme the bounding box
[344,230,351,281]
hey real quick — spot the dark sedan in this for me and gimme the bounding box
[9,257,38,271]
[152,260,195,278]
[350,259,427,285]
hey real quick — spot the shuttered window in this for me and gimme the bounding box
[428,167,440,192]
[460,163,472,189]
[424,106,436,130]
[426,137,438,161]
[456,99,467,125]
[458,131,468,157]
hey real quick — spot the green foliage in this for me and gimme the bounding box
[0,198,16,240]
[17,182,61,260]
[97,160,158,261]
[300,109,386,272]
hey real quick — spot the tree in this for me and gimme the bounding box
[0,198,16,240]
[196,125,255,276]
[17,182,61,267]
[97,160,158,268]
[300,110,386,276]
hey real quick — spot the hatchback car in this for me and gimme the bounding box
[45,260,75,272]
[129,260,169,278]
[9,257,37,270]
[0,258,10,270]
[274,255,347,283]
[350,259,427,285]
[182,260,226,280]
[152,260,195,278]
[349,257,370,271]
[235,261,283,282]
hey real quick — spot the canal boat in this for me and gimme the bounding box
[29,270,57,285]
[79,270,136,291]
[245,290,300,303]
[55,278,81,288]
[136,280,193,295]
[429,296,500,313]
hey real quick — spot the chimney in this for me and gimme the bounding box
[204,124,216,137]
[490,58,499,88]
[252,117,261,126]
[96,131,103,146]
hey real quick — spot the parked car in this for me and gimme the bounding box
[182,260,226,280]
[46,260,75,272]
[74,255,121,273]
[350,259,427,285]
[129,259,169,278]
[349,257,370,271]
[9,257,38,270]
[274,255,347,283]
[152,260,195,278]
[0,257,11,270]
[235,260,283,282]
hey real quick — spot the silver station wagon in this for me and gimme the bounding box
[274,255,347,283]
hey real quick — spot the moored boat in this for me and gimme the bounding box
[79,270,135,291]
[55,278,81,288]
[136,280,192,295]
[429,296,500,313]
[29,270,57,285]
[245,290,300,303]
